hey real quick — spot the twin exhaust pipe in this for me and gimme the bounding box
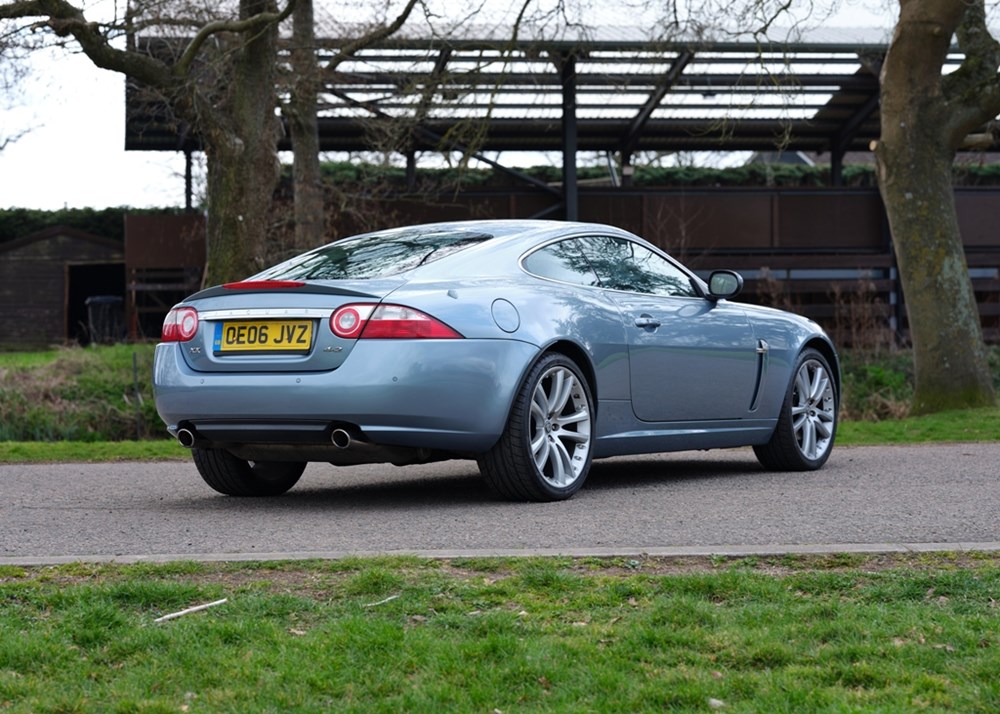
[176,426,357,450]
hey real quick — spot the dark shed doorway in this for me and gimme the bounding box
[66,263,126,344]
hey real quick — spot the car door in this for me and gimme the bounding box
[578,235,759,423]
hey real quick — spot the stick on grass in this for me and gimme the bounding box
[155,598,228,623]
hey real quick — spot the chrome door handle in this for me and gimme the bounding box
[634,316,661,328]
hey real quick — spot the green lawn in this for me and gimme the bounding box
[0,439,187,463]
[1,554,999,713]
[2,347,999,712]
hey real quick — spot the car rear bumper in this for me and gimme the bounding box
[153,338,539,453]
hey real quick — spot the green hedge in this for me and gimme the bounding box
[7,162,1000,247]
[305,161,871,189]
[0,207,186,246]
[310,161,1000,190]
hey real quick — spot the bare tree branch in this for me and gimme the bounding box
[0,1,45,20]
[1,0,295,84]
[0,0,171,85]
[176,0,296,77]
[0,126,28,151]
[324,0,420,70]
[942,0,1000,147]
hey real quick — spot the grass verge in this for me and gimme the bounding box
[0,439,187,463]
[2,407,999,463]
[0,344,160,441]
[1,554,998,713]
[837,407,1000,445]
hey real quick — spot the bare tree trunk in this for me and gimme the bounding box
[286,0,325,250]
[1,0,295,285]
[874,0,996,414]
[875,130,993,412]
[203,0,284,284]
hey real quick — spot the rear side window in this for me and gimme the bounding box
[522,239,601,287]
[254,229,492,280]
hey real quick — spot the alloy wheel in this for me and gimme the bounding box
[528,365,593,488]
[791,359,836,461]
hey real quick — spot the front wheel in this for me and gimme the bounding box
[754,348,838,471]
[192,448,306,496]
[478,353,594,501]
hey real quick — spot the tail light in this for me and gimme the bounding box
[330,304,462,339]
[162,306,199,342]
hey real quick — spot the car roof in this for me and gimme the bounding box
[358,219,634,240]
[379,220,643,279]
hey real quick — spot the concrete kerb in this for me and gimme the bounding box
[3,542,1000,567]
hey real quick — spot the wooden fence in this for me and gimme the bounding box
[125,187,1000,346]
[381,187,1000,346]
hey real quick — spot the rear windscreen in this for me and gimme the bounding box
[254,229,493,280]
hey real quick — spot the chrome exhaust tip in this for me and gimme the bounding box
[177,428,197,449]
[331,428,353,449]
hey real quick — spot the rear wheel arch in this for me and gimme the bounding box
[541,340,599,409]
[497,339,599,430]
[478,349,596,501]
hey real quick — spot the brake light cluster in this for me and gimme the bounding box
[222,280,305,290]
[330,304,462,339]
[162,306,199,342]
[161,302,458,343]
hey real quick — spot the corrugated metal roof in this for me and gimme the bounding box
[125,27,979,159]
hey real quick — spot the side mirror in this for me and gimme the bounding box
[707,270,744,300]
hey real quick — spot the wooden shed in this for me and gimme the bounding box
[124,213,205,340]
[0,226,125,347]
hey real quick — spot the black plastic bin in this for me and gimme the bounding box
[85,295,125,344]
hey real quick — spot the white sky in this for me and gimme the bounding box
[0,2,894,211]
[1,45,190,209]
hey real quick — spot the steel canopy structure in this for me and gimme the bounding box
[125,25,980,217]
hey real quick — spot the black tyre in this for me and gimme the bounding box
[754,348,838,471]
[478,353,594,501]
[192,448,306,496]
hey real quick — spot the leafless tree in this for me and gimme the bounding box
[0,19,31,151]
[1,0,296,283]
[873,0,997,413]
[0,0,426,284]
[280,0,422,250]
[282,0,323,251]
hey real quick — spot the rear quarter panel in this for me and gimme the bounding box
[384,278,632,405]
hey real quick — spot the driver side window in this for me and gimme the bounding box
[578,236,697,298]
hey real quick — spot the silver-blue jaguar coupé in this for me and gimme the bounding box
[153,220,839,501]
